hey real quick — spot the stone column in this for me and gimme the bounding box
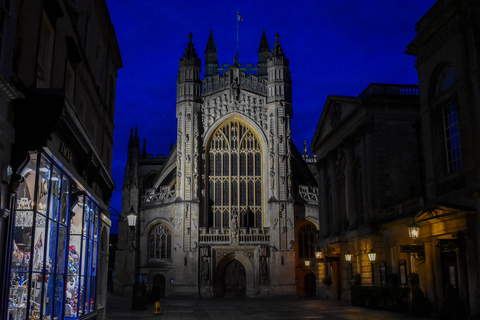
[359,134,367,227]
[464,231,479,316]
[475,193,480,316]
[362,121,374,223]
[344,140,356,228]
[318,160,328,238]
[328,152,339,235]
[424,240,437,307]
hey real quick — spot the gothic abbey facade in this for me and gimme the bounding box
[114,30,318,298]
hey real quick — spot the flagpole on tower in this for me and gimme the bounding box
[236,10,242,62]
[236,10,239,62]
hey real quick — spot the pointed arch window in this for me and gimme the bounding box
[297,223,316,259]
[148,223,172,260]
[206,120,263,229]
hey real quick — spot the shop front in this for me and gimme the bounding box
[7,152,101,320]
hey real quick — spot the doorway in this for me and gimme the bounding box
[152,274,166,299]
[224,260,246,297]
[304,273,316,297]
[441,250,458,291]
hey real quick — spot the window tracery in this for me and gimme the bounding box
[298,223,316,259]
[148,223,172,260]
[207,120,263,229]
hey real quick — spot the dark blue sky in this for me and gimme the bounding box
[106,0,437,233]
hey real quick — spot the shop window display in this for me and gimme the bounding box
[7,153,100,320]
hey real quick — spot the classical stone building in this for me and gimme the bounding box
[310,0,480,317]
[115,31,318,298]
[0,1,122,319]
[310,83,422,300]
[406,0,480,315]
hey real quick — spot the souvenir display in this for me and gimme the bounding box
[7,154,99,320]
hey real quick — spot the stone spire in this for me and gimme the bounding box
[125,126,140,189]
[258,29,271,78]
[205,29,219,77]
[142,138,147,157]
[258,28,270,54]
[133,126,140,149]
[127,126,140,164]
[128,127,133,148]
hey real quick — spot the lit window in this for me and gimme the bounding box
[443,103,461,173]
[8,153,100,319]
[206,121,263,229]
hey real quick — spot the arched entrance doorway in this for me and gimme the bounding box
[304,273,316,297]
[224,260,246,297]
[152,274,166,299]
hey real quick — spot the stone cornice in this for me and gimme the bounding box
[0,74,24,101]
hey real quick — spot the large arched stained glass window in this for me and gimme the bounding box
[148,223,172,260]
[207,120,263,229]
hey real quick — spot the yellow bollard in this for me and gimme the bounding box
[154,301,162,314]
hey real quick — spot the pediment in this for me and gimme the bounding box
[311,95,360,150]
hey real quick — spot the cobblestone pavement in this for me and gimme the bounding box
[106,293,433,320]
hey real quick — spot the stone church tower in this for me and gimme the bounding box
[115,30,318,298]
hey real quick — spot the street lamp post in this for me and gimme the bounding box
[125,206,144,310]
[368,248,376,285]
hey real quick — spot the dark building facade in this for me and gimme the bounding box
[310,0,480,317]
[0,1,122,319]
[406,0,480,315]
[310,83,422,301]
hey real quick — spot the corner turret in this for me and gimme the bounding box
[258,29,271,78]
[177,33,202,103]
[267,33,292,104]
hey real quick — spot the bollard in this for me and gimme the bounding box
[154,301,162,314]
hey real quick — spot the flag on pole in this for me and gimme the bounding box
[237,11,242,21]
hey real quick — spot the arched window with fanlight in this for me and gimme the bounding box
[206,120,263,229]
[148,223,172,260]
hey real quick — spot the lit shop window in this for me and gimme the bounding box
[7,153,100,320]
[66,196,99,318]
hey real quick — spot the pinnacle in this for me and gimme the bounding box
[183,33,198,59]
[272,32,284,57]
[258,28,270,53]
[206,29,217,53]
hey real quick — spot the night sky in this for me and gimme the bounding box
[105,0,438,233]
